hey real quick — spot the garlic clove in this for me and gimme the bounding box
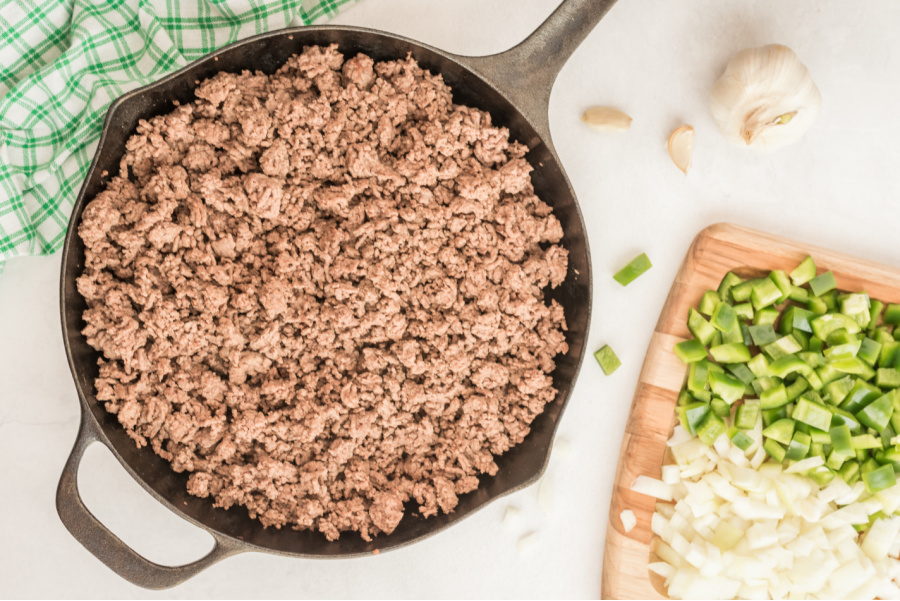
[709,44,821,152]
[667,125,694,175]
[581,106,632,132]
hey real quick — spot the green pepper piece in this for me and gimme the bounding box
[824,340,863,360]
[790,307,814,334]
[877,327,897,344]
[826,329,857,347]
[862,457,881,474]
[747,354,770,378]
[791,256,816,286]
[867,300,885,331]
[676,402,710,435]
[856,393,894,432]
[858,338,883,367]
[877,368,900,389]
[613,253,652,286]
[763,406,788,428]
[752,376,781,395]
[753,307,780,326]
[876,446,900,471]
[811,313,862,341]
[830,425,855,457]
[824,376,855,406]
[786,376,810,403]
[880,341,900,368]
[798,351,825,369]
[699,290,722,317]
[731,279,762,303]
[722,320,744,344]
[696,411,727,446]
[688,308,718,346]
[594,345,622,375]
[851,434,882,450]
[840,461,861,486]
[748,324,777,347]
[793,397,832,431]
[735,402,760,430]
[807,296,829,315]
[827,450,848,470]
[767,355,813,379]
[763,335,803,361]
[779,306,796,336]
[841,380,881,413]
[808,466,837,486]
[841,293,871,328]
[830,356,876,380]
[810,271,838,297]
[730,429,754,451]
[694,389,712,403]
[769,270,792,304]
[830,407,862,433]
[711,397,731,418]
[687,360,710,395]
[709,370,746,404]
[674,339,707,364]
[885,304,900,325]
[710,343,751,364]
[785,431,812,461]
[809,336,825,353]
[677,391,695,406]
[763,438,787,462]
[751,278,783,310]
[760,383,789,410]
[718,272,744,303]
[733,303,754,323]
[763,418,795,445]
[864,464,897,494]
[710,302,737,334]
[725,363,756,385]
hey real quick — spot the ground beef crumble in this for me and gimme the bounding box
[76,44,569,542]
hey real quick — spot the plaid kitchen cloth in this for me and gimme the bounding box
[0,0,356,274]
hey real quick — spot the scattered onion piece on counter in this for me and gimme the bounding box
[502,505,521,530]
[620,509,637,533]
[517,531,539,557]
[538,477,554,514]
[645,424,900,600]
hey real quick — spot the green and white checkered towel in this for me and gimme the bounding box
[0,0,355,274]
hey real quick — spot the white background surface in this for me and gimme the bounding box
[2,0,900,598]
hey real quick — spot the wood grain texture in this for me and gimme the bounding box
[600,222,900,600]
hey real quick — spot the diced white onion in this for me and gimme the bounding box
[619,509,637,533]
[631,475,673,501]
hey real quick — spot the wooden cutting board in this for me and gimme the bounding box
[600,222,900,600]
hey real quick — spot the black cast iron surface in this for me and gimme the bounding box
[58,0,618,589]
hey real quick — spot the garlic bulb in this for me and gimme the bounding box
[710,44,821,152]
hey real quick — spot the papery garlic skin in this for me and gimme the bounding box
[710,44,821,152]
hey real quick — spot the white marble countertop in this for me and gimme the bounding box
[2,0,900,597]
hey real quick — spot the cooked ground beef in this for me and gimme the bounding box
[76,44,569,542]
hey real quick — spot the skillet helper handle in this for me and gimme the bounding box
[56,413,242,590]
[459,0,620,146]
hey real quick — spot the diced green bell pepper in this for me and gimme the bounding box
[718,272,744,303]
[841,380,881,413]
[748,324,777,347]
[763,335,803,360]
[823,376,855,406]
[763,406,788,427]
[764,438,786,462]
[711,397,731,418]
[858,338,883,367]
[763,418,795,445]
[876,368,900,389]
[840,461,861,486]
[734,303,754,322]
[735,402,760,430]
[767,355,813,379]
[760,383,789,410]
[752,278,783,310]
[880,341,900,368]
[864,464,897,494]
[857,393,895,431]
[824,340,862,360]
[613,253,652,286]
[747,354,770,378]
[867,300,885,330]
[885,304,900,326]
[674,339,707,364]
[711,302,737,333]
[725,363,756,385]
[830,356,876,380]
[808,465,836,486]
[809,271,838,297]
[786,376,810,402]
[709,370,747,404]
[851,434,883,450]
[699,290,722,317]
[793,397,833,431]
[688,308,718,346]
[785,431,811,461]
[696,411,727,445]
[710,343,751,364]
[594,345,622,375]
[677,402,710,435]
[830,407,863,433]
[811,313,862,340]
[687,360,710,394]
[790,256,816,286]
[730,429,754,451]
[809,336,825,353]
[769,270,792,304]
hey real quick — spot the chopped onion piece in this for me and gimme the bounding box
[620,509,637,533]
[784,455,824,474]
[631,475,673,501]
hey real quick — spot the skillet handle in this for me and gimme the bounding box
[457,0,620,147]
[56,412,244,589]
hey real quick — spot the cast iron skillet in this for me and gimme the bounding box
[58,0,618,589]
